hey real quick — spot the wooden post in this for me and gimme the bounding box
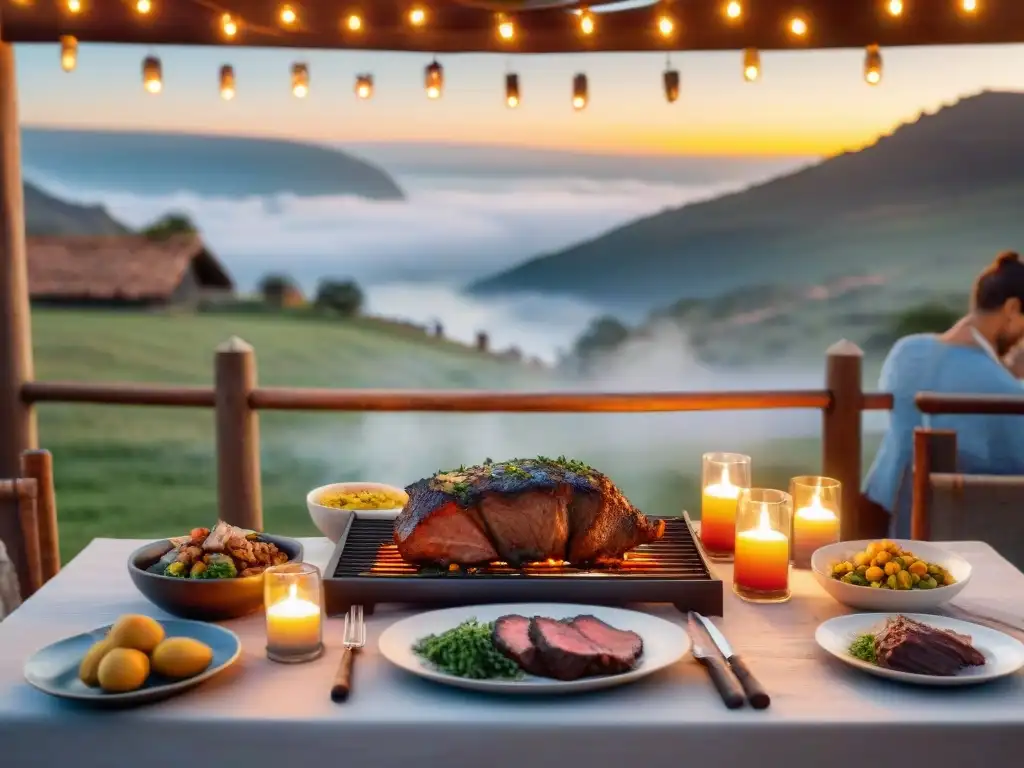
[0,477,41,597]
[21,449,60,582]
[822,340,863,541]
[215,337,262,530]
[0,40,38,598]
[911,429,957,541]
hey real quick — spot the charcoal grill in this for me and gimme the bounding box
[322,515,723,616]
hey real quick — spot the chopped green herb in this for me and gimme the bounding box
[848,634,877,664]
[413,619,523,680]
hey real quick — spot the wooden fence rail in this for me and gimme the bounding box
[916,393,1024,415]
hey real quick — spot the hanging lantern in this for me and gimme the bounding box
[221,13,239,39]
[425,60,443,99]
[292,63,309,98]
[505,73,520,108]
[220,65,236,100]
[864,44,882,85]
[497,14,515,41]
[355,74,374,99]
[142,55,162,94]
[60,35,78,73]
[742,48,761,82]
[663,68,680,103]
[572,73,588,110]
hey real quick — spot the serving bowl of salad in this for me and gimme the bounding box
[128,521,303,620]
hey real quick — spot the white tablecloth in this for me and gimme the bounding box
[1,537,1022,768]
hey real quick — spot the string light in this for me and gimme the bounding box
[60,36,77,73]
[135,0,152,15]
[886,0,904,16]
[864,44,882,85]
[725,1,742,20]
[66,0,82,14]
[505,73,520,108]
[279,4,297,26]
[960,0,978,13]
[663,67,680,103]
[142,55,162,94]
[572,73,588,110]
[291,62,309,98]
[579,9,595,35]
[219,65,236,100]
[355,74,374,99]
[220,13,239,39]
[497,14,515,41]
[743,47,761,81]
[657,15,675,38]
[788,15,808,37]
[409,6,427,26]
[425,60,443,99]
[346,13,363,32]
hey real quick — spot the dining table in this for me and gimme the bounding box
[0,532,1022,768]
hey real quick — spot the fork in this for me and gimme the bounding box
[331,604,365,702]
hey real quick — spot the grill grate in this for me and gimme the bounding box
[323,516,722,616]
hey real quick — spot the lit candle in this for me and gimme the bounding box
[265,563,324,663]
[700,453,751,559]
[733,489,792,603]
[790,476,841,569]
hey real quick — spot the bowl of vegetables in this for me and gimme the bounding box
[128,522,303,621]
[306,482,409,543]
[811,539,972,612]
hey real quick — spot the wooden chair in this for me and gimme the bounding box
[912,428,1024,571]
[0,449,60,615]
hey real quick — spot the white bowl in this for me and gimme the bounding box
[811,539,972,612]
[306,481,408,543]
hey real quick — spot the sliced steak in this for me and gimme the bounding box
[569,614,643,667]
[493,615,546,676]
[529,616,637,680]
[875,615,986,676]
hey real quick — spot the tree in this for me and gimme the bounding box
[258,273,300,308]
[864,300,963,353]
[315,278,364,317]
[572,316,631,362]
[142,212,198,241]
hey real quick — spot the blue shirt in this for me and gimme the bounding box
[863,333,1024,538]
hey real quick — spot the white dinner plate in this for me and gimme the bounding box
[815,612,1024,687]
[379,602,690,694]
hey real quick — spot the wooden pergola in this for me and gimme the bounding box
[2,0,1024,598]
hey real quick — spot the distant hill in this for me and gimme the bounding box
[469,90,1024,311]
[21,128,405,200]
[25,180,131,236]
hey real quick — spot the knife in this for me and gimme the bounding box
[686,612,745,709]
[694,612,770,710]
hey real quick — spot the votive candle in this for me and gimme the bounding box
[700,452,751,559]
[790,476,841,569]
[733,488,792,603]
[264,562,325,664]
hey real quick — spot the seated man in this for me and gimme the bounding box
[864,251,1024,538]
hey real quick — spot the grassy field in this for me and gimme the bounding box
[29,308,882,562]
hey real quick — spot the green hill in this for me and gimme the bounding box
[25,180,131,236]
[470,90,1024,311]
[22,128,405,200]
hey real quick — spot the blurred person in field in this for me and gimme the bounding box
[864,251,1024,538]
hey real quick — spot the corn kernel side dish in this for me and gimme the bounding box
[318,487,408,510]
[829,540,956,590]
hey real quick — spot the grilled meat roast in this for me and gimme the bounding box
[393,457,665,567]
[874,616,986,676]
[493,613,644,681]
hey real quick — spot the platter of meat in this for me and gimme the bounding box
[378,603,690,694]
[815,612,1024,687]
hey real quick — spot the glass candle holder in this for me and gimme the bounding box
[264,563,324,664]
[700,452,751,560]
[733,488,792,603]
[790,476,842,569]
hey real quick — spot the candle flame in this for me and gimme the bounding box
[288,583,298,600]
[797,491,837,521]
[758,503,773,532]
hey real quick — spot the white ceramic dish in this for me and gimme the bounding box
[24,619,241,707]
[306,481,408,542]
[815,612,1024,687]
[811,539,972,612]
[378,602,690,695]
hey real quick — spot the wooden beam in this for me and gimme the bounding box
[0,38,38,600]
[916,393,1024,415]
[215,337,262,532]
[822,340,863,541]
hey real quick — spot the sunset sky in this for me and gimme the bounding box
[14,40,1024,156]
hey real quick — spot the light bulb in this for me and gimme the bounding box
[346,14,362,31]
[864,45,882,85]
[135,0,151,14]
[657,15,674,37]
[280,4,297,26]
[220,65,236,100]
[505,73,520,108]
[221,13,238,39]
[789,16,808,36]
[142,56,162,94]
[725,1,742,19]
[409,6,426,26]
[961,0,977,13]
[355,74,373,99]
[291,63,309,97]
[60,36,77,72]
[579,11,595,35]
[742,48,761,82]
[887,0,903,16]
[67,0,82,14]
[498,19,515,40]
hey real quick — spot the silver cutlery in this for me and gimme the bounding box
[687,611,745,709]
[694,612,770,709]
[331,604,365,702]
